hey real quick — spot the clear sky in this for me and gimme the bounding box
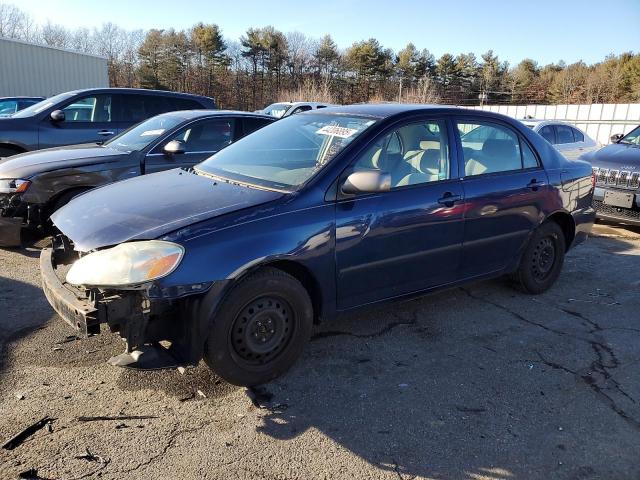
[13,0,640,65]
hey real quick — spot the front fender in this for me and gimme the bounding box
[158,203,336,289]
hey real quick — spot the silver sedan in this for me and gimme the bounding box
[520,119,599,160]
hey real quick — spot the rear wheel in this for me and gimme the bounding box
[204,268,313,386]
[511,221,566,294]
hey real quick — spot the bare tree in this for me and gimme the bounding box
[40,21,70,48]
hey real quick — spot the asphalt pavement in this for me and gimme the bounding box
[0,224,639,480]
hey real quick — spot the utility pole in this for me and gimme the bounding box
[478,90,488,107]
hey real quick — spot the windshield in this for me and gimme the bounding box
[620,126,640,145]
[263,103,292,118]
[196,113,377,191]
[105,115,186,152]
[12,92,76,118]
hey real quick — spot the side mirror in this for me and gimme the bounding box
[341,170,391,195]
[50,110,65,122]
[610,133,624,143]
[164,140,186,155]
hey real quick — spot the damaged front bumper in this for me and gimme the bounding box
[0,193,43,246]
[39,239,226,368]
[40,246,146,337]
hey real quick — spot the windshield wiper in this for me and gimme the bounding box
[193,168,286,193]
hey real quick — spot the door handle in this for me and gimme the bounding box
[437,192,462,207]
[526,179,546,190]
[97,130,115,136]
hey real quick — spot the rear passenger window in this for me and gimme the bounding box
[521,141,539,169]
[143,96,169,117]
[119,95,148,123]
[572,128,584,142]
[243,118,272,136]
[458,121,537,176]
[170,98,203,111]
[556,125,575,144]
[353,120,449,188]
[291,105,312,115]
[539,126,555,144]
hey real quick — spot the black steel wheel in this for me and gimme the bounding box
[230,295,295,365]
[204,268,313,386]
[512,221,566,294]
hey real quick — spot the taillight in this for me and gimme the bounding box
[591,172,596,188]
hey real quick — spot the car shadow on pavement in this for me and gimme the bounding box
[0,276,53,375]
[253,235,640,479]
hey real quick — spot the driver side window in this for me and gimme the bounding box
[155,119,234,154]
[353,120,450,189]
[62,95,112,122]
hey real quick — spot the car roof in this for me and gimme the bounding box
[301,103,483,119]
[289,101,334,107]
[0,96,44,100]
[152,110,274,121]
[61,88,213,101]
[519,119,573,127]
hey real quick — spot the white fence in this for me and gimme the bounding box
[467,103,640,146]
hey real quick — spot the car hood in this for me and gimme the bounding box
[52,168,284,252]
[581,143,640,170]
[0,144,127,179]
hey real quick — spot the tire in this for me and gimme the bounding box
[52,188,90,213]
[44,188,91,235]
[204,267,313,386]
[511,221,566,294]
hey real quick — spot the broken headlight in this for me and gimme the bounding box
[0,179,31,194]
[66,240,184,288]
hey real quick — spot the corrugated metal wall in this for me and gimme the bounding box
[0,37,108,97]
[467,103,640,146]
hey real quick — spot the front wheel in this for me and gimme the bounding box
[204,268,313,386]
[511,222,566,294]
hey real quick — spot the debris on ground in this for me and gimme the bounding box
[197,389,207,398]
[77,415,156,422]
[15,393,25,400]
[2,417,55,450]
[177,366,186,375]
[56,335,80,344]
[74,447,110,464]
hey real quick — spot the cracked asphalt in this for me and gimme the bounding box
[1,224,639,480]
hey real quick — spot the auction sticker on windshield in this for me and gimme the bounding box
[316,125,359,138]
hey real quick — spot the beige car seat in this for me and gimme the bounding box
[464,139,520,176]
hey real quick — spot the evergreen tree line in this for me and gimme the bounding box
[2,3,639,110]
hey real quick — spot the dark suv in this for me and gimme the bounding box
[581,125,640,226]
[0,88,216,157]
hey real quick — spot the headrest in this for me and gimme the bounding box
[482,139,517,159]
[419,149,440,173]
[371,149,382,169]
[419,140,440,150]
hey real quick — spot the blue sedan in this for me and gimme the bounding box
[40,104,595,386]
